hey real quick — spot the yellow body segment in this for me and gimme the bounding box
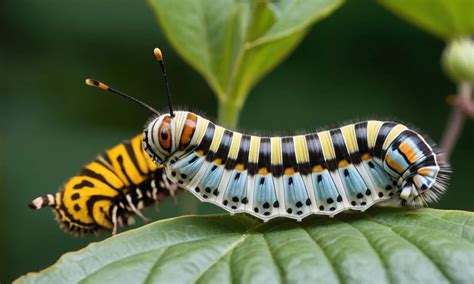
[340,124,358,153]
[382,124,408,150]
[318,131,336,161]
[293,135,309,163]
[248,136,261,163]
[367,120,383,149]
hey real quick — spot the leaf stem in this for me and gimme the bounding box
[217,98,242,128]
[440,82,472,162]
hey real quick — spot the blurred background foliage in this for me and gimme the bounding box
[1,0,473,281]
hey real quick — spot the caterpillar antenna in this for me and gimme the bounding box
[153,48,174,117]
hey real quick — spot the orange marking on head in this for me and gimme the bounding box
[385,155,404,173]
[158,116,172,151]
[399,141,419,163]
[284,168,295,175]
[362,153,371,160]
[180,113,197,149]
[338,160,349,167]
[417,168,431,176]
[258,168,269,175]
[312,165,324,173]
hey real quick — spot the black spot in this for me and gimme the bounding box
[421,184,428,190]
[288,177,294,185]
[317,175,322,182]
[329,207,336,211]
[287,208,293,214]
[368,162,375,168]
[263,202,270,209]
[213,189,219,196]
[357,193,363,199]
[205,187,211,193]
[195,187,200,193]
[171,171,176,177]
[178,180,184,184]
[234,173,241,180]
[259,178,265,185]
[337,195,343,202]
[351,201,357,206]
[306,198,311,206]
[232,196,239,202]
[223,200,228,205]
[344,169,349,177]
[203,194,208,199]
[71,193,80,200]
[74,204,81,212]
[365,189,371,196]
[327,198,334,204]
[161,128,168,139]
[211,165,218,172]
[231,206,237,209]
[296,201,303,208]
[264,212,271,216]
[297,211,303,215]
[189,156,198,164]
[319,205,324,210]
[388,192,394,197]
[254,207,259,213]
[385,185,393,190]
[378,192,384,197]
[241,197,248,204]
[180,173,187,179]
[361,201,367,206]
[273,201,279,208]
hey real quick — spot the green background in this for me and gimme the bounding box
[1,0,472,281]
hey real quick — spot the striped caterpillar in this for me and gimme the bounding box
[30,47,450,234]
[29,134,178,235]
[86,48,450,222]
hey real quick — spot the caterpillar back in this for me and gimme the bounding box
[143,112,450,221]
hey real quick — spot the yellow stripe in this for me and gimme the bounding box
[340,124,358,153]
[367,120,383,149]
[191,116,209,146]
[106,144,144,185]
[293,135,309,163]
[228,132,242,160]
[85,161,125,189]
[248,136,260,163]
[210,126,225,152]
[382,124,408,150]
[172,111,188,148]
[131,134,149,174]
[318,131,336,160]
[271,137,282,165]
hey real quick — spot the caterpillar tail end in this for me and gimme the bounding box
[28,194,56,210]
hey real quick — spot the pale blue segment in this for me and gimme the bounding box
[254,174,276,205]
[283,175,308,206]
[225,171,247,200]
[171,152,205,180]
[199,163,224,191]
[340,165,367,199]
[311,171,339,204]
[365,160,392,188]
[384,145,411,176]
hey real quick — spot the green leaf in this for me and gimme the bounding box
[378,0,474,40]
[148,0,344,127]
[17,208,474,284]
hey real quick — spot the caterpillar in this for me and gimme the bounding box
[83,48,450,222]
[29,134,179,235]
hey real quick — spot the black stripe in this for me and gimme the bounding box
[282,137,297,174]
[196,122,215,153]
[213,130,233,164]
[330,129,351,162]
[373,122,397,158]
[355,122,369,154]
[80,168,121,191]
[305,134,325,169]
[234,135,251,171]
[124,141,146,176]
[257,137,271,173]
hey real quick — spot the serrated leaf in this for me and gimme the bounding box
[378,0,474,40]
[17,208,474,284]
[148,0,344,126]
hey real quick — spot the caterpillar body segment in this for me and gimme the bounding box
[144,111,449,221]
[29,134,178,235]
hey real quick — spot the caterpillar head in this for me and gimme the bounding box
[143,111,197,165]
